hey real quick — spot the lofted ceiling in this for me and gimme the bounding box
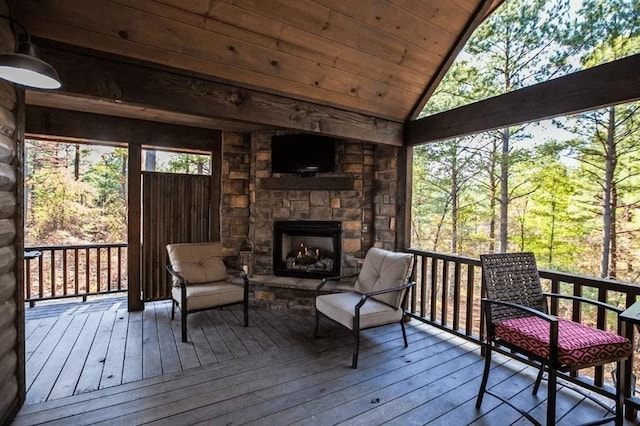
[11,0,502,141]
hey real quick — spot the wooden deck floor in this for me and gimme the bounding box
[15,296,634,425]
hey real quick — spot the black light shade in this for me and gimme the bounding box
[0,40,61,89]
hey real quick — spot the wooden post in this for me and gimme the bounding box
[127,144,143,311]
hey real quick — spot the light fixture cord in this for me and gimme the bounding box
[0,13,32,50]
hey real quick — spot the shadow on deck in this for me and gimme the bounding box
[15,296,632,425]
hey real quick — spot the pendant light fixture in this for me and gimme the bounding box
[0,14,61,90]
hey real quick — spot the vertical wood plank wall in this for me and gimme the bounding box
[141,172,211,301]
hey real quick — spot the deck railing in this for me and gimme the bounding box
[24,243,128,306]
[405,248,640,415]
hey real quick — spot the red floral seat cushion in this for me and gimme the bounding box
[495,316,632,369]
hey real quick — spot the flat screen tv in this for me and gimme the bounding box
[271,133,336,175]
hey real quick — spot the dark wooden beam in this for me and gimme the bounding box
[408,0,497,120]
[29,44,403,146]
[127,143,142,312]
[26,106,221,152]
[406,54,640,145]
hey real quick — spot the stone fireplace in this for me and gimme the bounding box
[219,131,407,313]
[273,220,341,278]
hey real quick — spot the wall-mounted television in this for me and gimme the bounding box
[271,133,336,175]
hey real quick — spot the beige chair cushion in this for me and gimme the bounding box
[171,281,244,311]
[316,292,403,330]
[353,247,413,308]
[167,242,228,285]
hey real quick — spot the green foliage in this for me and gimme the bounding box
[412,0,640,282]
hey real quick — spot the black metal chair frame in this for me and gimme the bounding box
[166,265,249,342]
[477,252,629,426]
[314,274,416,368]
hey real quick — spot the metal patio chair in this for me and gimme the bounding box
[166,242,249,342]
[476,252,632,426]
[314,247,415,368]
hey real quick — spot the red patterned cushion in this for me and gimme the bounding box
[495,316,632,368]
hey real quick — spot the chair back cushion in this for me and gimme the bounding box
[480,252,546,323]
[167,242,228,285]
[354,247,413,308]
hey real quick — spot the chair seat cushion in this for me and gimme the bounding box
[172,280,244,312]
[495,316,632,368]
[316,292,403,330]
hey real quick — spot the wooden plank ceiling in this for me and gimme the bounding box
[12,0,500,138]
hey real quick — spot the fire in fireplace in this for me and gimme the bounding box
[273,220,341,278]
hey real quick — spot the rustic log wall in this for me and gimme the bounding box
[0,1,24,422]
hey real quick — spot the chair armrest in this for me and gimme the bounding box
[356,281,417,309]
[166,265,187,288]
[481,298,557,323]
[543,292,624,315]
[316,273,358,294]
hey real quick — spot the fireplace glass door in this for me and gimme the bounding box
[273,220,341,278]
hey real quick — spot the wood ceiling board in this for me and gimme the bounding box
[201,2,428,93]
[152,0,212,16]
[33,46,404,146]
[348,0,462,51]
[217,0,442,73]
[387,0,473,28]
[15,1,411,120]
[115,0,422,94]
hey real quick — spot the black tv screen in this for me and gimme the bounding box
[271,133,336,175]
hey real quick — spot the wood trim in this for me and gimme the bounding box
[127,144,143,312]
[408,0,496,120]
[27,45,404,146]
[14,87,26,422]
[406,54,640,145]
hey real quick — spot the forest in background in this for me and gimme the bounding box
[412,0,640,282]
[24,141,210,246]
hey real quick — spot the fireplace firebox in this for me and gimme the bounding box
[273,220,341,278]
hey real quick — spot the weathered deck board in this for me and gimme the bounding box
[17,296,634,425]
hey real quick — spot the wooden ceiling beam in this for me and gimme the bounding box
[26,106,222,152]
[406,54,640,145]
[30,45,404,146]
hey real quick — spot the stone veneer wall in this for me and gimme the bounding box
[219,131,405,313]
[250,132,376,277]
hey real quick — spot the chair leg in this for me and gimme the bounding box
[476,342,493,409]
[171,300,175,320]
[351,326,360,369]
[615,360,623,426]
[533,364,544,395]
[314,310,320,338]
[243,299,249,327]
[547,367,557,426]
[400,317,408,347]
[181,306,188,342]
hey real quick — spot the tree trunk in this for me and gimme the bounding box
[450,149,458,254]
[600,106,616,278]
[499,127,510,252]
[610,183,618,279]
[145,150,156,172]
[488,145,497,253]
[74,144,80,180]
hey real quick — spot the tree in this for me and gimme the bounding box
[567,0,640,278]
[463,0,573,252]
